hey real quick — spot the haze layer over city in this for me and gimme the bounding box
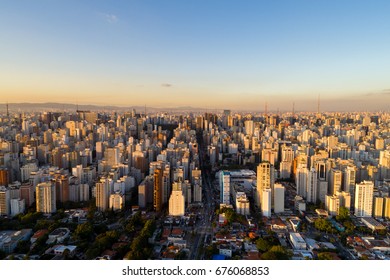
[1,1,390,261]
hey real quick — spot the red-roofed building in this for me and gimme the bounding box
[30,229,49,244]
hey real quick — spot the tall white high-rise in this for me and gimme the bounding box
[105,147,120,168]
[261,188,272,218]
[36,182,56,214]
[317,180,328,203]
[384,197,390,219]
[306,168,318,203]
[280,161,292,179]
[72,165,84,183]
[235,192,250,215]
[244,120,254,136]
[256,162,274,209]
[329,169,342,195]
[336,191,351,210]
[219,171,231,206]
[373,197,384,218]
[10,198,25,217]
[343,166,356,193]
[169,182,185,216]
[325,194,340,216]
[274,184,285,214]
[281,145,294,163]
[296,164,308,198]
[192,176,202,203]
[354,181,374,217]
[96,177,113,211]
[109,191,125,211]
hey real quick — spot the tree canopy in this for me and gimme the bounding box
[314,218,333,233]
[336,207,350,222]
[261,246,291,260]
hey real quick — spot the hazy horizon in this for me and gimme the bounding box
[1,101,389,113]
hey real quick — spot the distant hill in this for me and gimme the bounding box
[2,102,210,113]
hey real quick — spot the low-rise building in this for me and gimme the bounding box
[47,228,70,244]
[289,232,306,250]
[53,245,77,256]
[219,244,233,258]
[0,229,32,254]
[361,217,386,231]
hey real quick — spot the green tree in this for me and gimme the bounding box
[85,247,101,260]
[87,199,97,221]
[336,207,350,222]
[34,220,53,231]
[343,220,355,233]
[174,251,187,260]
[256,238,271,253]
[48,221,60,232]
[204,244,218,259]
[62,248,71,260]
[219,207,237,224]
[314,218,333,232]
[261,246,291,260]
[30,234,49,255]
[0,250,6,260]
[318,252,334,260]
[19,212,44,226]
[14,240,30,254]
[73,222,94,241]
[125,220,156,260]
[125,211,143,234]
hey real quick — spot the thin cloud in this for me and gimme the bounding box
[362,89,390,97]
[98,12,119,24]
[161,83,173,88]
[382,89,390,94]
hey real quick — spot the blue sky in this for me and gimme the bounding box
[1,0,390,111]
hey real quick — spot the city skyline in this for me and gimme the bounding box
[1,1,390,111]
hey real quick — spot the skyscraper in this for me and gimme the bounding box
[244,120,254,136]
[325,194,340,216]
[219,171,230,206]
[96,177,112,211]
[343,166,356,193]
[274,183,285,214]
[373,197,384,218]
[329,169,342,195]
[0,168,9,187]
[296,164,308,198]
[169,181,185,216]
[256,162,274,209]
[354,181,374,217]
[0,186,10,216]
[153,168,163,212]
[261,188,272,218]
[109,192,125,211]
[36,182,56,214]
[20,183,35,207]
[384,197,390,219]
[306,168,318,203]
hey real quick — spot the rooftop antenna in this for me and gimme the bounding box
[317,94,320,114]
[293,102,295,116]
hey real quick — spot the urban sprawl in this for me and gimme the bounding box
[0,107,390,260]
